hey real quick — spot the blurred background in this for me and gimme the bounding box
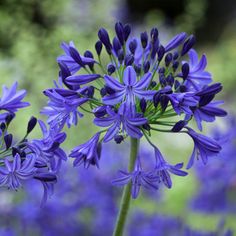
[0,0,236,235]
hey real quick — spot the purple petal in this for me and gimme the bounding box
[123,66,136,86]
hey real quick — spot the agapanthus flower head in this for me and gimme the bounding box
[42,22,226,198]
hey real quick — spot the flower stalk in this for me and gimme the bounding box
[112,138,139,236]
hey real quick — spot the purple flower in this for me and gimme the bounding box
[192,101,227,131]
[42,88,88,131]
[57,41,95,74]
[168,92,199,115]
[186,128,221,169]
[0,82,29,113]
[93,105,147,142]
[112,158,159,198]
[28,120,67,172]
[0,154,36,190]
[153,147,188,188]
[182,49,212,91]
[102,66,155,114]
[70,132,101,168]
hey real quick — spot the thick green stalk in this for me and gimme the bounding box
[112,138,139,236]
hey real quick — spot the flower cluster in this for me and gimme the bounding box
[42,22,227,198]
[0,83,66,205]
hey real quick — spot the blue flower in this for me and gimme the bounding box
[186,128,221,169]
[103,66,155,114]
[153,147,188,188]
[168,92,199,115]
[182,49,212,91]
[112,158,159,198]
[0,154,36,190]
[70,132,101,168]
[57,41,95,74]
[93,105,147,142]
[42,88,88,131]
[0,82,29,114]
[28,120,67,172]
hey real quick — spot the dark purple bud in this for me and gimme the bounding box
[179,85,187,92]
[118,50,124,64]
[140,98,147,113]
[12,147,21,157]
[151,40,159,59]
[105,86,116,95]
[5,113,15,126]
[173,51,179,60]
[181,63,190,80]
[153,92,161,107]
[114,135,124,144]
[158,45,165,61]
[58,62,74,90]
[151,27,158,43]
[93,106,107,118]
[27,116,37,134]
[134,64,141,75]
[4,134,12,150]
[160,95,169,112]
[98,28,112,54]
[107,64,116,75]
[0,123,6,131]
[174,80,181,90]
[84,50,94,59]
[115,22,125,45]
[113,37,121,55]
[125,54,134,66]
[159,75,166,87]
[142,123,150,131]
[165,53,173,67]
[166,75,174,87]
[140,32,148,48]
[150,81,157,88]
[100,88,107,97]
[172,120,186,132]
[181,35,196,56]
[95,40,103,55]
[143,61,150,73]
[129,39,137,54]
[69,47,84,67]
[159,67,165,74]
[123,24,131,41]
[172,61,179,71]
[87,86,95,98]
[34,173,57,182]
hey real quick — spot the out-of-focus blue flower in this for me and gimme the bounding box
[191,118,236,213]
[0,82,29,116]
[70,132,101,168]
[0,154,36,190]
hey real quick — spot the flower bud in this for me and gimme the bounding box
[125,54,134,66]
[165,53,173,67]
[107,64,116,75]
[157,45,165,61]
[124,24,131,41]
[181,35,196,56]
[129,39,137,54]
[27,116,37,134]
[115,22,125,45]
[140,98,147,113]
[140,32,148,48]
[181,63,190,80]
[143,61,150,73]
[95,40,103,55]
[98,28,112,54]
[4,134,12,150]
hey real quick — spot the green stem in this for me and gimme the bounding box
[112,138,139,236]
